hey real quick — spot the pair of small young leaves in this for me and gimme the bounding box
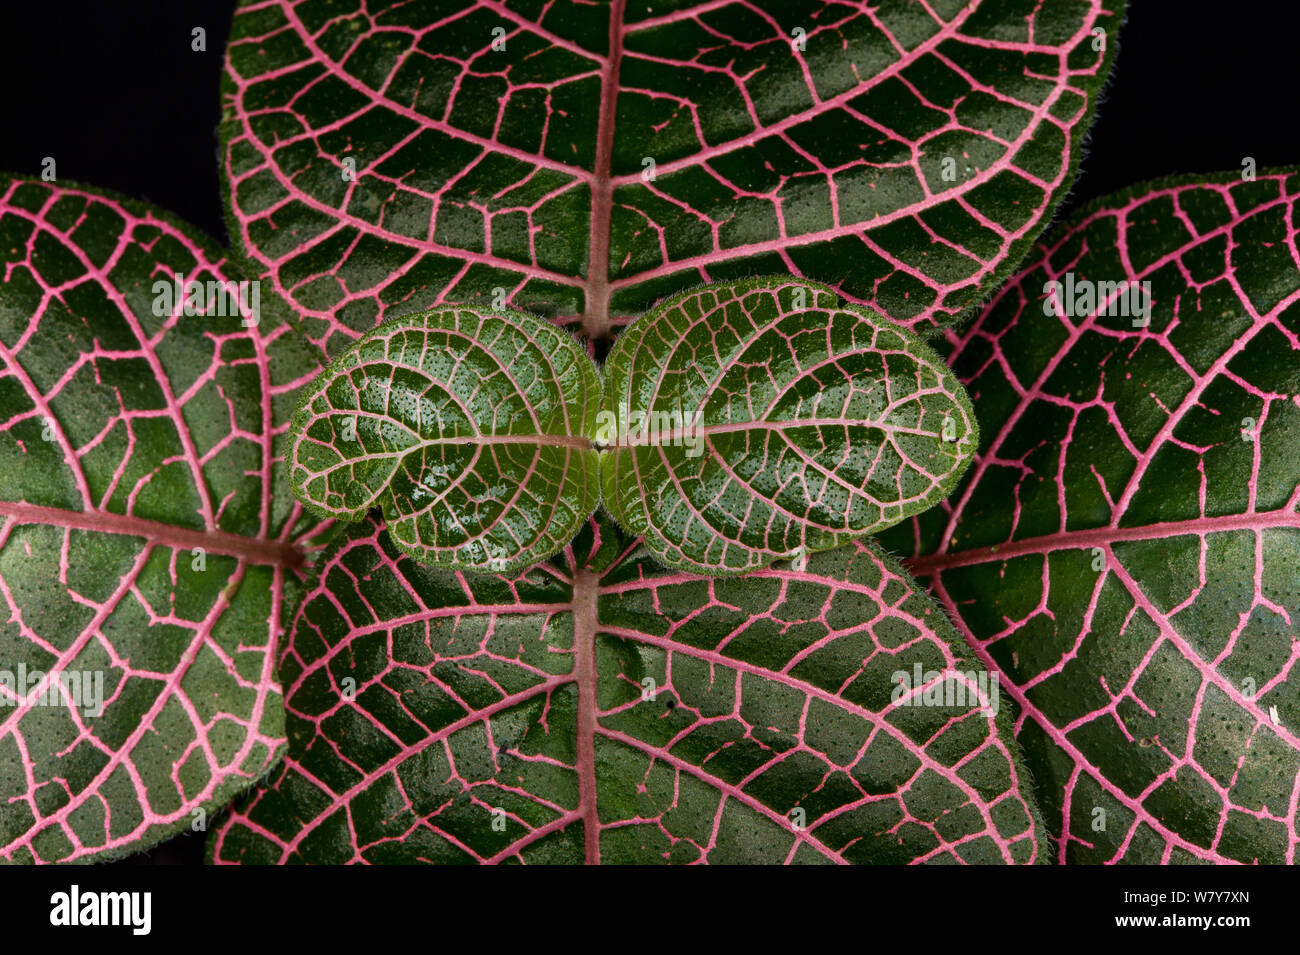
[287,277,979,576]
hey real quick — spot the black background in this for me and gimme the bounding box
[0,0,1296,866]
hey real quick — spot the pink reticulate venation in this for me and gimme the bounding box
[209,516,1043,864]
[221,0,1122,353]
[0,177,320,862]
[898,171,1300,864]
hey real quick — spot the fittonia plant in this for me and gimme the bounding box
[0,0,1294,865]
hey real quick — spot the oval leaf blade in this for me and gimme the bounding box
[890,169,1300,864]
[210,515,1043,864]
[600,277,978,575]
[0,176,320,862]
[221,0,1123,350]
[287,305,601,572]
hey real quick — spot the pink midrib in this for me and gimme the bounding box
[582,0,627,340]
[0,501,304,570]
[907,509,1300,577]
[572,569,602,864]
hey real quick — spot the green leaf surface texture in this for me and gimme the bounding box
[0,176,321,862]
[210,515,1043,864]
[881,170,1300,864]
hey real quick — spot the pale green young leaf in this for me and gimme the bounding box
[600,278,978,574]
[287,306,601,573]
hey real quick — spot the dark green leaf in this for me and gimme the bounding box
[885,169,1300,864]
[0,176,320,862]
[221,0,1124,350]
[210,515,1043,864]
